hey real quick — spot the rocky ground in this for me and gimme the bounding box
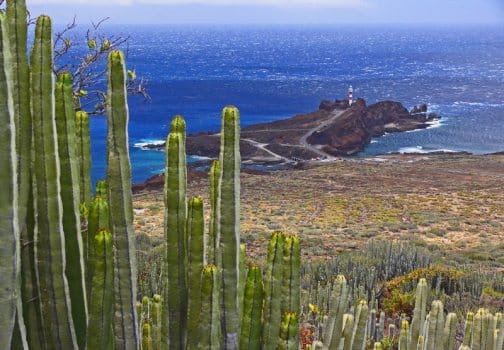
[132,153,504,269]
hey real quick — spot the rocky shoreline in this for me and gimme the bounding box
[138,98,440,164]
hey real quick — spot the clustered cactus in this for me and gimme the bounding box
[302,277,504,350]
[0,1,301,349]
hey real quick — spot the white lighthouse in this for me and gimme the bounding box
[348,85,353,106]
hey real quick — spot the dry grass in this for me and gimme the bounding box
[133,154,504,267]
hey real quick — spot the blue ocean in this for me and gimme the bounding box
[86,25,504,184]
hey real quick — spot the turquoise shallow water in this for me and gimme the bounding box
[83,24,504,184]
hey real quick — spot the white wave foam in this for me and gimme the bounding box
[394,146,457,154]
[452,101,504,108]
[134,139,165,150]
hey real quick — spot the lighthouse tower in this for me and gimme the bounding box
[348,85,353,106]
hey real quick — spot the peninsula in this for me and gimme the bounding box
[140,98,439,165]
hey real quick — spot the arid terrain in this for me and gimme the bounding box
[133,153,504,268]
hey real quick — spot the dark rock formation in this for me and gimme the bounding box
[308,100,440,156]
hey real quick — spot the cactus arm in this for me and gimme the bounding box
[0,11,19,348]
[281,234,300,316]
[462,312,474,346]
[55,72,88,349]
[426,301,444,350]
[342,314,355,350]
[443,313,457,350]
[31,15,78,349]
[323,275,348,349]
[278,312,299,350]
[239,266,264,350]
[86,195,109,298]
[163,115,188,349]
[262,232,285,350]
[106,50,139,349]
[218,105,241,349]
[208,160,220,265]
[409,279,428,349]
[187,196,205,348]
[398,320,409,350]
[197,265,222,350]
[142,323,153,350]
[75,111,92,210]
[496,313,503,350]
[86,230,114,350]
[151,295,162,350]
[239,243,247,320]
[351,300,369,350]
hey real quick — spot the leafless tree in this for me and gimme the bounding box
[53,16,150,115]
[0,1,150,115]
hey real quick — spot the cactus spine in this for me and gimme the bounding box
[163,115,188,349]
[55,72,88,348]
[75,110,92,210]
[0,11,19,348]
[106,50,139,349]
[218,105,241,349]
[262,232,286,350]
[239,266,264,350]
[187,196,205,348]
[86,229,114,350]
[31,15,78,349]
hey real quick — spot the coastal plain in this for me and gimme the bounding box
[132,153,504,268]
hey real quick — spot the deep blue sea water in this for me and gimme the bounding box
[84,25,504,184]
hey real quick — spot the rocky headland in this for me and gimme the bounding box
[140,98,440,164]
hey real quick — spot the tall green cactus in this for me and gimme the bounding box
[278,312,299,350]
[239,266,264,350]
[151,294,162,350]
[106,50,139,349]
[0,11,19,348]
[31,15,78,349]
[351,300,369,350]
[409,278,428,348]
[208,160,220,265]
[399,320,409,350]
[163,115,188,349]
[218,105,241,349]
[262,231,286,350]
[75,110,92,210]
[55,72,88,348]
[6,1,38,347]
[323,275,348,349]
[425,300,444,350]
[462,312,474,346]
[187,196,205,348]
[342,313,355,350]
[281,234,300,316]
[86,229,114,350]
[443,313,457,350]
[197,265,222,350]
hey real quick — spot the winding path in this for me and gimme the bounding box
[299,109,349,160]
